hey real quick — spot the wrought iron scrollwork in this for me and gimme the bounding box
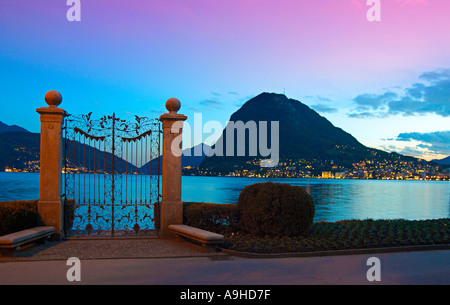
[63,112,161,237]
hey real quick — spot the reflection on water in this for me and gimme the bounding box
[0,172,40,202]
[0,173,449,222]
[182,176,450,222]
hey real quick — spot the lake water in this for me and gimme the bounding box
[1,172,449,222]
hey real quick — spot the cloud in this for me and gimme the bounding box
[396,131,450,155]
[349,68,450,118]
[315,95,332,102]
[304,95,337,114]
[147,109,165,116]
[304,95,332,103]
[187,107,201,112]
[419,69,450,82]
[311,103,338,114]
[348,111,392,119]
[353,92,397,111]
[348,112,377,119]
[397,146,429,158]
[199,99,224,111]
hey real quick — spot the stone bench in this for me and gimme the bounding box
[0,226,55,257]
[168,224,224,251]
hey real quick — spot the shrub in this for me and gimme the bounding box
[0,200,40,236]
[152,201,239,234]
[183,202,239,234]
[237,182,315,237]
[223,218,450,254]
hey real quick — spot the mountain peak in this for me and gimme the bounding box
[245,92,289,106]
[233,92,312,123]
[256,92,288,99]
[200,92,372,172]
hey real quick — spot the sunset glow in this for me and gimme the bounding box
[0,0,449,160]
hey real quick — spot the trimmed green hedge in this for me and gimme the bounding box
[183,202,239,234]
[0,200,40,236]
[153,201,239,234]
[238,182,315,237]
[223,218,450,253]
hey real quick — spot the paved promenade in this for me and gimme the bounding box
[0,239,448,285]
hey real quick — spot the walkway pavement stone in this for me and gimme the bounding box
[0,239,448,285]
[3,238,221,261]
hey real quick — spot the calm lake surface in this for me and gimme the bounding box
[1,172,449,222]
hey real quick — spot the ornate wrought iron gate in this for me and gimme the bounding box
[62,113,161,237]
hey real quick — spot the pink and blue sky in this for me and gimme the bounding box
[0,0,449,160]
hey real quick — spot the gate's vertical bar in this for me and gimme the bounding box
[98,139,101,206]
[62,115,68,236]
[135,139,140,234]
[78,133,81,205]
[135,138,138,206]
[103,140,106,205]
[97,141,102,204]
[88,138,91,205]
[121,141,124,206]
[83,135,86,205]
[125,141,128,205]
[86,136,92,235]
[145,136,148,204]
[93,139,96,205]
[130,141,133,204]
[158,122,161,203]
[140,137,143,205]
[111,113,116,237]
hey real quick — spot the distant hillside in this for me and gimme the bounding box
[180,143,211,168]
[0,132,40,170]
[141,143,211,174]
[0,131,140,173]
[0,122,35,170]
[0,121,29,134]
[199,92,418,172]
[64,139,139,174]
[432,156,450,165]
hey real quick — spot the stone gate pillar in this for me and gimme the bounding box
[159,98,187,239]
[36,90,67,239]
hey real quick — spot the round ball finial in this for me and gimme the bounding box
[45,90,62,108]
[165,97,181,113]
